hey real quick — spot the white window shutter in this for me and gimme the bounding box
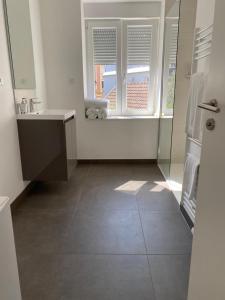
[169,24,179,64]
[93,28,117,65]
[127,25,153,65]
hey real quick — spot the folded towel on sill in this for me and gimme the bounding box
[186,72,207,142]
[85,99,109,109]
[86,107,98,120]
[86,107,108,120]
[183,153,200,204]
[97,108,108,120]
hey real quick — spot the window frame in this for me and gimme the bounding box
[86,20,121,115]
[122,19,159,116]
[85,18,159,116]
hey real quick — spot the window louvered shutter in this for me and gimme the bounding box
[127,25,153,65]
[93,28,117,65]
[169,24,179,64]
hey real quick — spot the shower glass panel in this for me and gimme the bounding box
[158,1,180,179]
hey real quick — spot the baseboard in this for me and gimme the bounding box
[180,204,194,229]
[77,159,157,164]
[11,181,36,213]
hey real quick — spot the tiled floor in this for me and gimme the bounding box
[13,163,192,300]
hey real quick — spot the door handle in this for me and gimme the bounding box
[198,99,220,113]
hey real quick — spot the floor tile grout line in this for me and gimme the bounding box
[17,253,192,262]
[31,253,191,256]
[61,165,92,239]
[18,253,153,258]
[146,255,158,300]
[18,251,192,257]
[136,193,158,300]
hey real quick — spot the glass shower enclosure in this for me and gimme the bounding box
[158,1,181,180]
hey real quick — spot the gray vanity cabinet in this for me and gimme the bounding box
[17,116,77,181]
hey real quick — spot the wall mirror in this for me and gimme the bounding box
[158,0,180,178]
[4,0,36,89]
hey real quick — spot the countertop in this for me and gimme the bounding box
[17,109,76,121]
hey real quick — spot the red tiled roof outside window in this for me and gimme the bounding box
[106,81,149,111]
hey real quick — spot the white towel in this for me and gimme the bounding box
[97,108,108,120]
[86,107,98,120]
[85,99,109,109]
[186,73,207,142]
[183,153,200,204]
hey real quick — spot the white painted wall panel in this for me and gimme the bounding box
[84,2,161,18]
[0,0,26,203]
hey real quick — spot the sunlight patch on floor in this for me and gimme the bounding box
[150,181,170,192]
[167,180,182,192]
[115,181,147,195]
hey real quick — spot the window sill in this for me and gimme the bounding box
[86,115,159,120]
[107,115,159,120]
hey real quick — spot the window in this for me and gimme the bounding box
[162,19,179,116]
[93,27,118,112]
[86,19,159,116]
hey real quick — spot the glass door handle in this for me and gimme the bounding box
[198,99,220,113]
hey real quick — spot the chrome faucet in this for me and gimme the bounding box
[30,98,42,113]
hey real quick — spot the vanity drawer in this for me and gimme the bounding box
[17,117,77,181]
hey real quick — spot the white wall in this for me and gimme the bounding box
[84,2,161,18]
[166,1,179,17]
[40,0,160,160]
[158,117,173,161]
[0,0,27,203]
[195,0,215,28]
[165,0,176,15]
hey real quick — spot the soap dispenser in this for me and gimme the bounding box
[20,98,28,114]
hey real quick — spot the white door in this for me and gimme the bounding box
[188,0,225,299]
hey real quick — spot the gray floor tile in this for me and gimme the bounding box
[88,163,133,178]
[141,212,192,254]
[63,210,146,254]
[83,175,136,191]
[29,180,81,196]
[78,181,138,211]
[13,163,191,300]
[131,164,164,181]
[18,254,156,300]
[13,210,74,255]
[60,255,156,300]
[149,255,191,300]
[17,187,82,211]
[18,255,61,300]
[70,164,90,183]
[136,182,179,212]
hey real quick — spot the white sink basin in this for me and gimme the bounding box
[17,109,76,121]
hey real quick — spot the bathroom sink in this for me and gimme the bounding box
[17,109,76,121]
